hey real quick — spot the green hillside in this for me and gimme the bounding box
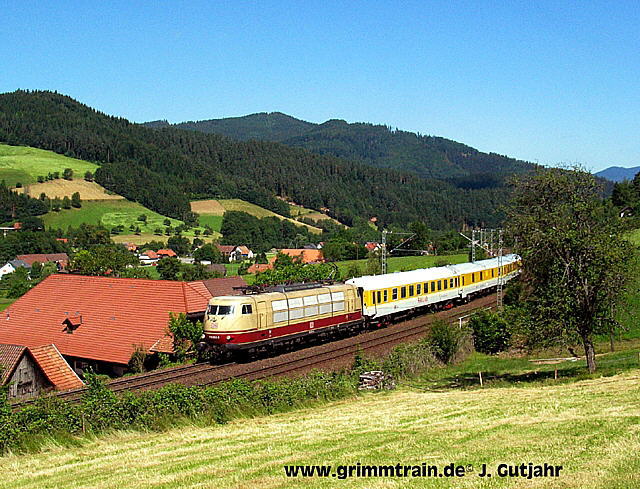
[0,143,98,186]
[166,112,537,181]
[2,372,638,488]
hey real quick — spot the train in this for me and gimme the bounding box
[199,254,521,359]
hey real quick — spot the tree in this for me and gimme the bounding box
[156,257,181,280]
[193,243,223,263]
[62,168,74,180]
[51,197,62,211]
[167,235,190,256]
[71,192,81,208]
[506,167,633,372]
[84,170,94,182]
[168,312,203,362]
[137,214,147,223]
[68,245,138,276]
[62,196,71,209]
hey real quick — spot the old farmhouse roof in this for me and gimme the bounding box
[16,253,69,267]
[277,249,325,264]
[0,274,239,366]
[0,343,27,384]
[200,276,247,297]
[29,344,84,391]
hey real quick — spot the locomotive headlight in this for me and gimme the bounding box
[226,335,232,341]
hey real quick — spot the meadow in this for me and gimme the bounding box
[0,371,638,488]
[0,143,98,186]
[334,252,468,277]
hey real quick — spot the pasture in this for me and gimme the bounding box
[0,371,638,488]
[0,143,98,186]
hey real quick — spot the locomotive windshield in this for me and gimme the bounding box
[208,305,235,315]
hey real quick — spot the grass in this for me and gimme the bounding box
[19,180,123,201]
[196,214,223,232]
[0,143,98,187]
[191,198,323,234]
[334,252,468,277]
[1,372,639,488]
[0,297,16,312]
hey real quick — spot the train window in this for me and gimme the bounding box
[431,282,435,292]
[370,292,376,305]
[383,290,388,302]
[392,288,398,300]
[241,304,253,314]
[472,273,475,282]
[491,269,495,278]
[450,279,454,288]
[443,280,448,290]
[417,284,421,295]
[437,280,442,291]
[409,285,414,296]
[209,305,234,315]
[401,287,407,298]
[376,291,381,304]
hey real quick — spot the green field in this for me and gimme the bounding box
[197,214,223,232]
[0,143,98,186]
[1,371,638,488]
[334,253,468,277]
[40,200,217,240]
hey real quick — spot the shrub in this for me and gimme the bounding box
[428,319,465,364]
[468,310,511,354]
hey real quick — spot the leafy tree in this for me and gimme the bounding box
[193,243,223,263]
[29,261,43,280]
[68,244,138,276]
[84,170,94,181]
[468,310,511,354]
[137,214,147,223]
[37,175,44,183]
[167,235,190,256]
[163,218,171,226]
[51,197,62,211]
[506,167,633,372]
[52,171,60,179]
[156,257,181,280]
[62,168,73,180]
[14,182,22,188]
[153,227,162,235]
[62,196,71,209]
[71,192,81,208]
[2,267,33,298]
[20,216,44,231]
[69,223,112,248]
[180,262,216,281]
[365,251,381,275]
[168,312,203,362]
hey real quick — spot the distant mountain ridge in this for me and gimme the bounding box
[145,113,536,181]
[595,166,640,183]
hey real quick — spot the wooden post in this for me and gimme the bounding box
[554,368,558,380]
[478,371,483,387]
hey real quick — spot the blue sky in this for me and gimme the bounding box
[2,1,639,171]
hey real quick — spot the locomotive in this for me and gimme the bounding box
[199,254,521,359]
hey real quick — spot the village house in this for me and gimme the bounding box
[0,274,246,376]
[0,343,83,399]
[275,249,325,264]
[215,244,254,262]
[157,249,177,258]
[0,259,30,279]
[247,263,273,274]
[16,253,69,270]
[364,242,382,253]
[139,249,159,265]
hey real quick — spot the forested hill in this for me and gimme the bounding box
[156,112,536,181]
[0,90,513,229]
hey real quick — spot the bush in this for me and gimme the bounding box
[428,319,465,364]
[468,310,511,354]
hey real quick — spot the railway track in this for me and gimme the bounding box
[12,295,494,409]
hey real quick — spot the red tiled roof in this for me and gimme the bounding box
[247,263,272,274]
[236,246,251,255]
[16,253,69,266]
[29,344,84,391]
[0,343,27,384]
[276,249,325,264]
[216,244,236,254]
[200,276,247,297]
[157,249,177,257]
[141,250,158,259]
[0,275,214,366]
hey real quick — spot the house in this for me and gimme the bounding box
[0,259,30,279]
[124,242,138,252]
[0,275,246,376]
[157,249,177,258]
[247,263,273,274]
[275,249,325,264]
[16,253,69,270]
[365,242,382,253]
[215,244,236,260]
[139,250,159,265]
[234,246,254,260]
[0,343,83,399]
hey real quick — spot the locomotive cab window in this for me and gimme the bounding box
[241,304,253,314]
[209,305,234,315]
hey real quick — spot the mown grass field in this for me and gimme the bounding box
[1,372,638,488]
[191,198,323,234]
[288,202,346,227]
[20,180,123,201]
[0,143,98,186]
